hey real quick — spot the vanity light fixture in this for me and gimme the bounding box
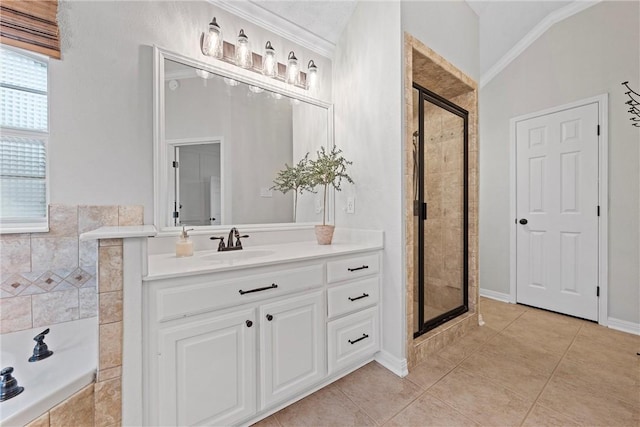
[286,51,299,85]
[262,41,277,77]
[235,29,253,69]
[202,17,223,58]
[307,60,318,90]
[248,85,264,94]
[271,92,283,100]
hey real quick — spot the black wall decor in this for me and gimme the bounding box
[622,81,640,128]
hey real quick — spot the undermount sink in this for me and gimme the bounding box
[199,249,276,263]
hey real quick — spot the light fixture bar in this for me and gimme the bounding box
[216,40,308,89]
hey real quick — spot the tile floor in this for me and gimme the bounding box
[254,298,640,426]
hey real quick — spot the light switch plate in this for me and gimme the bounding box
[346,197,355,214]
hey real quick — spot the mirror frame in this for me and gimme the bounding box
[153,46,335,234]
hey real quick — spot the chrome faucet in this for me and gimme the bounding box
[210,227,249,251]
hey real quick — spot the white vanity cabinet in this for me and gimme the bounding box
[143,250,382,427]
[259,291,325,409]
[156,308,257,426]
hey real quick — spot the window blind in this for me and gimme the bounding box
[0,0,60,59]
[0,46,48,222]
[0,134,46,218]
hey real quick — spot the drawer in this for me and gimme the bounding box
[154,264,323,322]
[326,253,379,283]
[327,306,379,374]
[327,277,379,319]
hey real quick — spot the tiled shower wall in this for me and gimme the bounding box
[0,204,143,334]
[422,100,466,316]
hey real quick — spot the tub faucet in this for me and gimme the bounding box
[0,367,24,401]
[29,328,54,362]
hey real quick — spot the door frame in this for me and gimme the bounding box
[509,94,608,325]
[166,136,226,226]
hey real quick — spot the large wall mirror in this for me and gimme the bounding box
[153,48,333,231]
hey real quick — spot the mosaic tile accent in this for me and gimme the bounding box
[1,204,142,334]
[65,267,92,287]
[1,273,31,295]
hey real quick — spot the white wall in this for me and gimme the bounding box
[479,1,640,324]
[333,1,404,361]
[401,0,480,81]
[50,1,331,224]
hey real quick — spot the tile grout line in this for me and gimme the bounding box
[517,322,585,426]
[332,370,385,426]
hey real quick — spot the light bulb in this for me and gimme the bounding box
[286,51,299,85]
[202,17,223,59]
[235,29,252,69]
[262,41,277,77]
[307,60,318,90]
[195,69,214,79]
[249,85,264,94]
[223,78,239,87]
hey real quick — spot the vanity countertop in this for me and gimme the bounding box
[145,238,383,281]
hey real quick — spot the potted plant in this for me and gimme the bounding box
[308,145,354,244]
[271,153,314,222]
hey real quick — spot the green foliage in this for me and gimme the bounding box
[271,153,314,195]
[308,146,354,225]
[271,153,314,221]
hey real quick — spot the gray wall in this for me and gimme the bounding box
[333,0,404,361]
[49,1,332,224]
[332,0,479,362]
[401,0,480,81]
[479,1,640,324]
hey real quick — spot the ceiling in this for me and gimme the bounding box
[245,1,583,79]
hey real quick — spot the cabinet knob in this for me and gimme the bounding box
[245,320,253,328]
[266,314,273,321]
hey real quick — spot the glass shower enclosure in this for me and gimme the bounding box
[413,83,469,337]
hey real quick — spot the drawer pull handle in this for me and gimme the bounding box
[246,320,253,328]
[266,314,273,321]
[348,293,369,302]
[239,283,278,295]
[348,334,369,345]
[348,265,369,272]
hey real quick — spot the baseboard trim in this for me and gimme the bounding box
[607,317,640,336]
[374,350,408,377]
[479,288,512,303]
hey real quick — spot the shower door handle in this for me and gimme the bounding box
[413,201,427,220]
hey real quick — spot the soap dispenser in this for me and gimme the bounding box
[176,226,194,257]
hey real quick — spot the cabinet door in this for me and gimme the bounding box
[157,309,256,426]
[259,291,325,409]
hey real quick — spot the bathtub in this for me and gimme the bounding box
[0,317,97,426]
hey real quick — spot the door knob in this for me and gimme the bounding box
[519,218,528,225]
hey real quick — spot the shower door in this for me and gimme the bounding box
[413,83,469,338]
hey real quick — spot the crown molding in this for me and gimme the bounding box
[480,0,601,88]
[210,0,335,59]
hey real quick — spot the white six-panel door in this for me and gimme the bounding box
[516,102,599,320]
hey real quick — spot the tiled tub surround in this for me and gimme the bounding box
[404,33,480,369]
[0,205,142,426]
[0,204,143,334]
[0,318,97,426]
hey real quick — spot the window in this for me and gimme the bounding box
[0,46,49,232]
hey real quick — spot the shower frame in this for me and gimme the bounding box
[413,83,469,338]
